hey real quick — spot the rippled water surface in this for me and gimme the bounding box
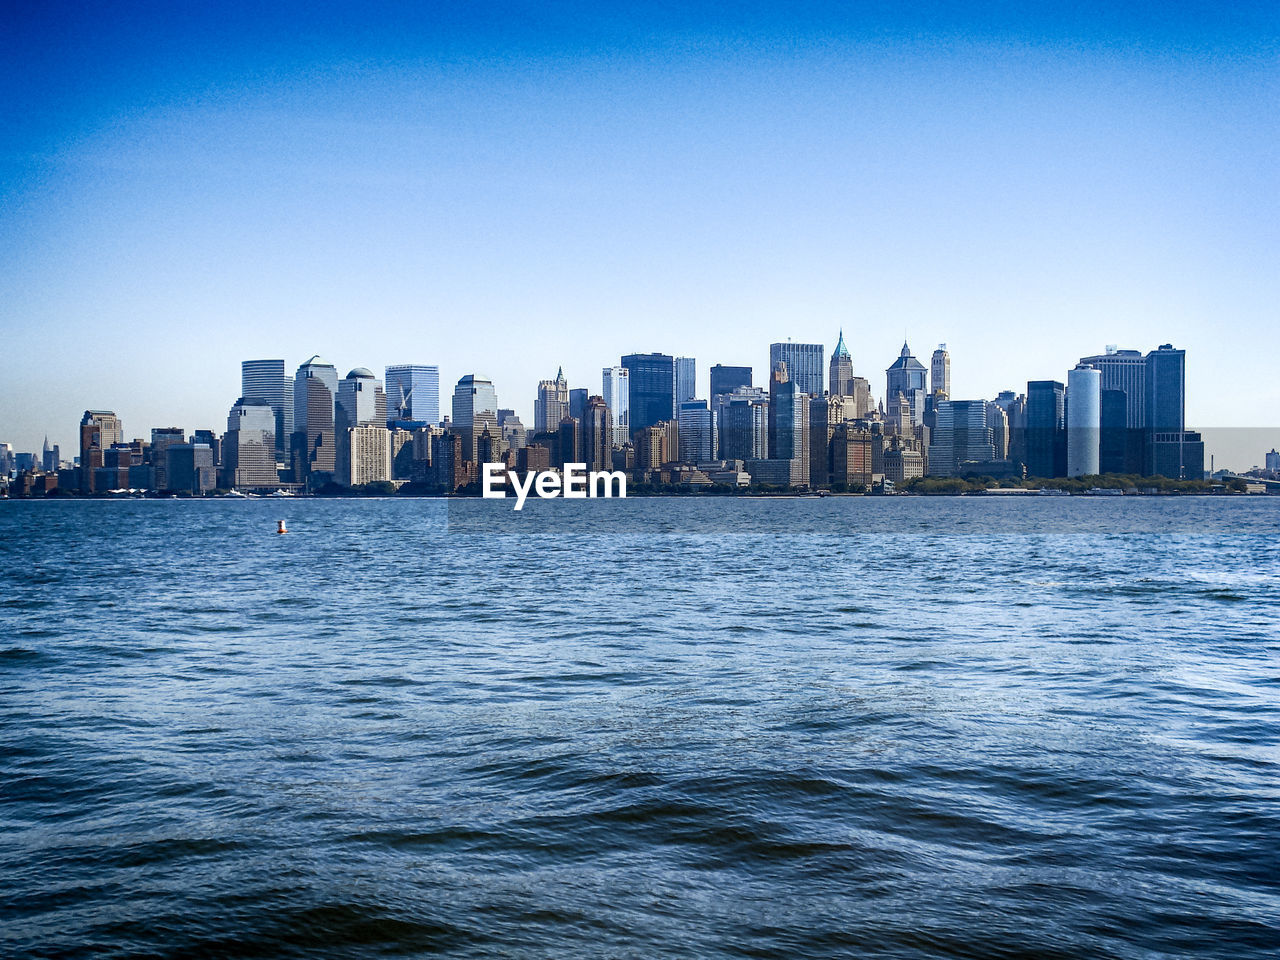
[2,497,1279,958]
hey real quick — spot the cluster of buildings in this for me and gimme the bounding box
[2,336,1207,496]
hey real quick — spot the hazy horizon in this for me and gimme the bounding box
[3,3,1278,468]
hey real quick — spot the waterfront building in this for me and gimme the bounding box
[829,423,873,489]
[79,410,123,493]
[931,344,951,400]
[602,366,630,448]
[582,396,613,471]
[677,400,713,463]
[709,364,751,399]
[674,357,697,407]
[769,342,823,397]
[621,353,674,436]
[534,368,569,435]
[718,389,768,461]
[147,427,185,492]
[767,362,809,486]
[1145,343,1202,479]
[292,356,339,487]
[384,364,440,425]
[927,401,996,477]
[223,398,277,489]
[241,359,294,457]
[346,425,392,486]
[1025,380,1066,478]
[1067,364,1101,477]
[167,443,215,495]
[451,375,499,463]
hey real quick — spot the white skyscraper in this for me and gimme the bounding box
[674,357,697,406]
[602,366,630,447]
[1067,363,1101,477]
[931,344,951,400]
[453,375,500,462]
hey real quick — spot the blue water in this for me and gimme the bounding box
[2,497,1278,958]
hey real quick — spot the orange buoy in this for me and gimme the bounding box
[277,519,288,534]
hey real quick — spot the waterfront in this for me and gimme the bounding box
[2,498,1278,958]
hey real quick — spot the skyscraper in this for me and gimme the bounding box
[602,366,630,448]
[677,400,712,462]
[223,398,278,489]
[534,368,569,435]
[581,395,613,471]
[1078,347,1146,428]
[828,330,854,398]
[885,342,928,423]
[621,353,674,436]
[1025,380,1066,478]
[241,360,294,458]
[336,368,387,485]
[292,356,339,487]
[768,361,809,482]
[1144,344,1201,478]
[769,342,823,397]
[569,388,589,424]
[1067,364,1101,477]
[79,410,122,493]
[931,344,951,400]
[674,357,697,405]
[718,390,768,461]
[384,364,440,425]
[709,364,751,398]
[452,375,499,462]
[927,400,996,476]
[150,427,186,492]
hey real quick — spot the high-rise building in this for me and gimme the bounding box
[336,368,387,484]
[1078,347,1146,428]
[499,411,527,452]
[621,353,674,436]
[602,366,630,448]
[569,388,589,423]
[718,389,768,461]
[677,400,712,462]
[1067,364,1101,477]
[1144,344,1201,479]
[582,396,613,471]
[41,437,56,473]
[241,359,294,458]
[167,444,215,495]
[1025,380,1066,478]
[345,425,392,486]
[292,356,339,487]
[452,375,500,463]
[829,423,873,490]
[709,364,751,399]
[769,342,823,397]
[931,344,951,400]
[79,410,123,493]
[556,416,581,468]
[885,342,928,422]
[768,362,809,482]
[534,368,569,435]
[150,427,186,492]
[674,357,697,405]
[927,401,996,477]
[223,398,278,489]
[1265,450,1280,473]
[384,364,440,425]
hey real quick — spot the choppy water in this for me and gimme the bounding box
[2,497,1278,959]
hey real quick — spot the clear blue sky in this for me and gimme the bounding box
[2,2,1277,462]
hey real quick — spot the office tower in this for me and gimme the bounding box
[927,401,996,477]
[223,398,278,489]
[429,432,467,492]
[569,388,588,423]
[710,364,751,399]
[828,330,854,398]
[1067,364,1101,477]
[718,390,768,461]
[829,423,873,489]
[518,444,551,474]
[534,368,569,435]
[582,396,613,471]
[336,368,386,483]
[345,425,391,486]
[1144,344,1201,478]
[674,357,697,405]
[767,362,809,486]
[986,401,1009,460]
[808,395,851,488]
[241,360,293,457]
[556,416,581,468]
[931,344,951,400]
[677,400,712,462]
[621,353,675,435]
[146,427,184,492]
[1078,347,1146,428]
[769,342,823,397]
[79,410,123,493]
[41,437,54,473]
[634,424,668,471]
[602,366,630,448]
[1025,380,1066,478]
[292,356,339,486]
[500,413,527,451]
[167,444,215,495]
[452,375,499,463]
[384,364,440,425]
[1265,450,1280,473]
[0,443,12,477]
[885,342,927,419]
[191,430,220,469]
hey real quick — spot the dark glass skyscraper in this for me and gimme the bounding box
[620,353,674,436]
[241,359,293,458]
[1024,380,1066,478]
[710,364,752,398]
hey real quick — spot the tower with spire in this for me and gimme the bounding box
[534,366,570,435]
[829,329,853,397]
